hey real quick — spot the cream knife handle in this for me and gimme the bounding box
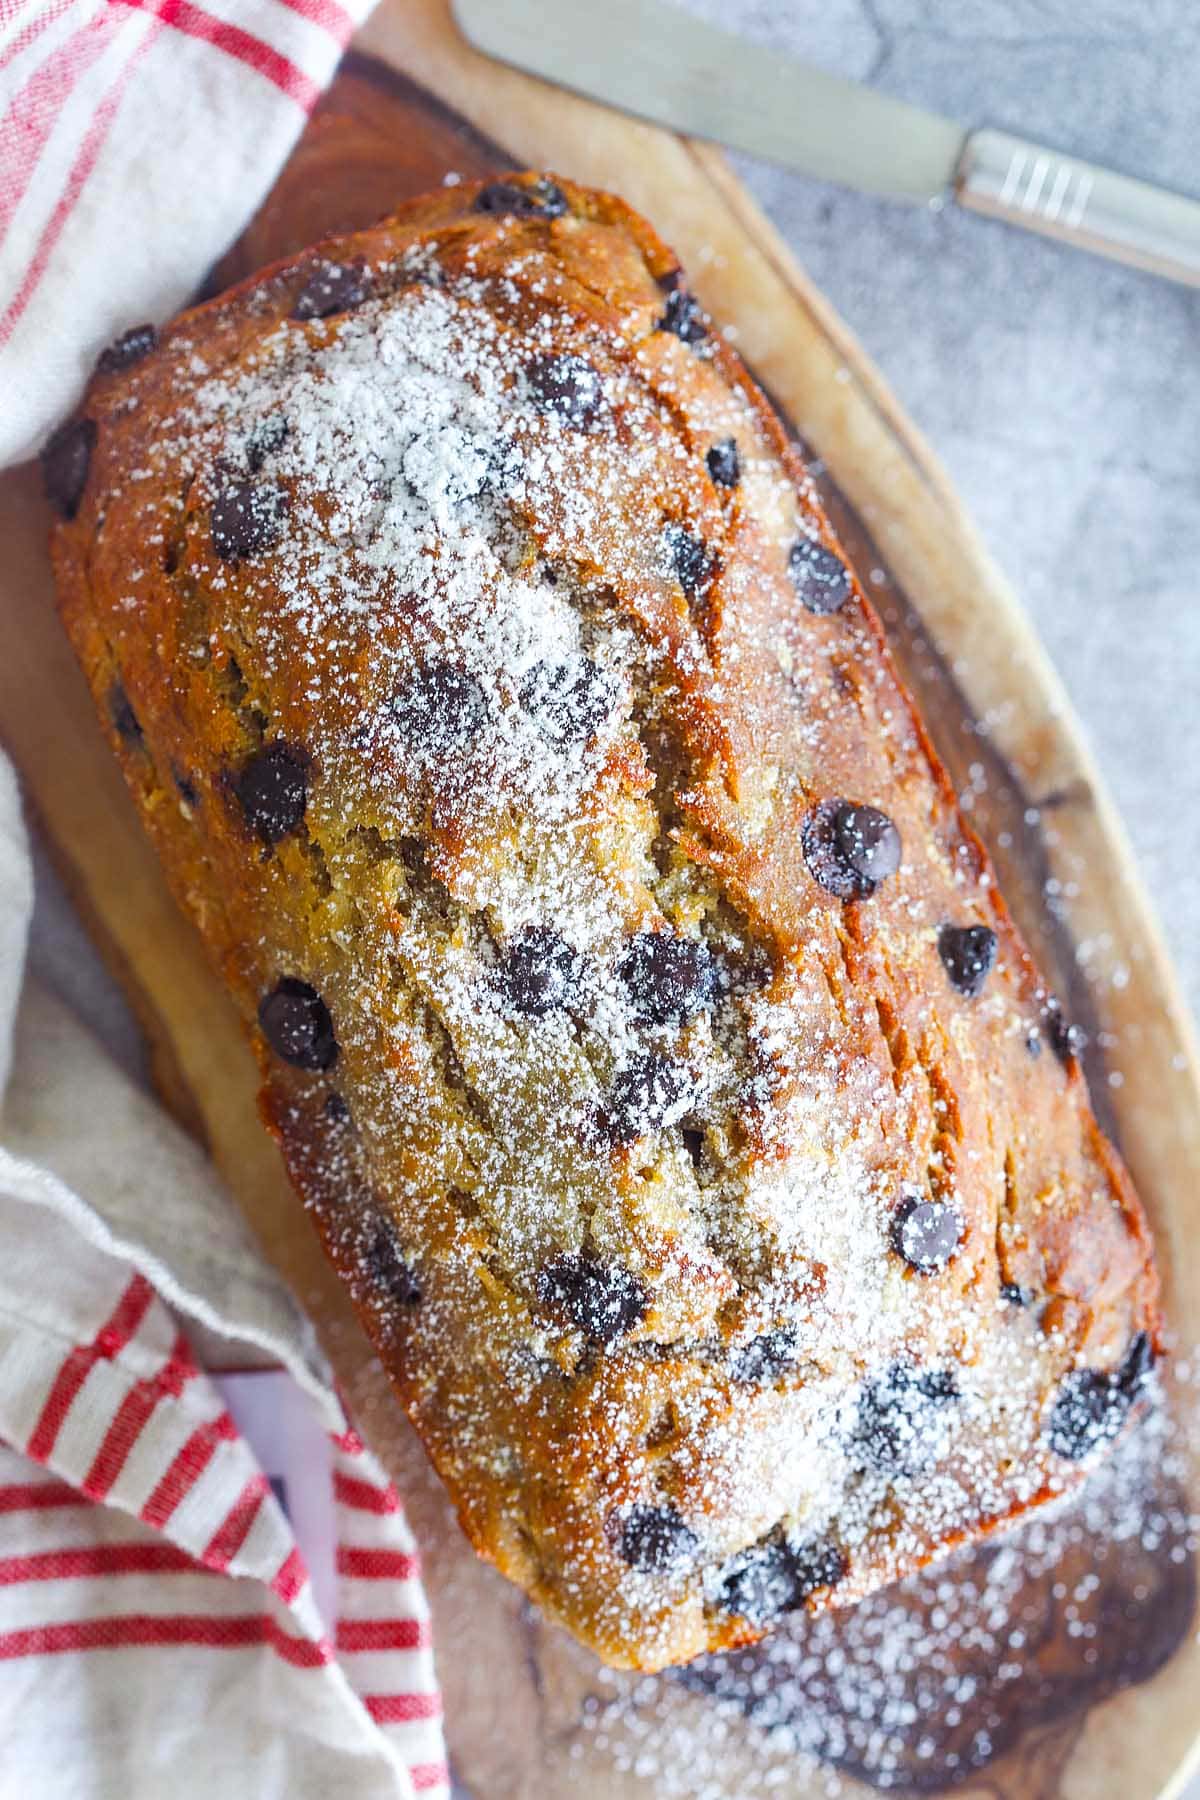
[955,128,1200,287]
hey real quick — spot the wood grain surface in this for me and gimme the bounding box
[0,2,1197,1795]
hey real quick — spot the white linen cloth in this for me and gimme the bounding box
[0,0,371,467]
[0,765,449,1799]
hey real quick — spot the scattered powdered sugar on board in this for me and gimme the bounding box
[570,1383,1199,1796]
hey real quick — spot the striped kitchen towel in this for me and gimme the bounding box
[0,751,448,1799]
[0,0,377,466]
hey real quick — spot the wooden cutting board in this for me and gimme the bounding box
[1,2,1197,1795]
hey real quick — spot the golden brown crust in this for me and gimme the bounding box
[49,172,1159,1671]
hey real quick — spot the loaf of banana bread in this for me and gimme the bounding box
[46,172,1160,1671]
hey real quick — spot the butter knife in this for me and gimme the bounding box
[453,0,1200,289]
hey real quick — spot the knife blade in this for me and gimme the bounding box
[454,0,963,202]
[453,0,1200,288]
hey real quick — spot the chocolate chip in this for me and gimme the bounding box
[656,277,707,345]
[210,480,288,561]
[475,177,568,219]
[617,932,717,1024]
[392,663,490,753]
[718,1543,796,1625]
[606,1054,697,1144]
[292,261,371,321]
[245,415,288,472]
[779,1537,849,1603]
[892,1193,963,1273]
[718,1536,846,1624]
[41,418,97,519]
[663,523,718,601]
[853,1363,961,1476]
[520,656,617,748]
[729,1326,801,1385]
[1042,997,1084,1066]
[96,323,157,375]
[614,1502,698,1573]
[324,1092,350,1124]
[363,1219,420,1306]
[1120,1330,1156,1394]
[258,978,337,1070]
[1000,1281,1031,1307]
[536,1254,647,1342]
[938,923,998,998]
[501,926,580,1016]
[108,682,142,745]
[234,742,308,843]
[525,352,603,430]
[706,438,740,488]
[835,803,901,889]
[789,536,851,615]
[1046,1339,1153,1463]
[802,799,901,900]
[175,771,198,808]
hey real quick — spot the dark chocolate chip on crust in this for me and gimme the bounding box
[42,417,97,519]
[729,1325,801,1385]
[656,274,707,345]
[1000,1281,1032,1306]
[96,323,157,375]
[475,177,568,219]
[706,438,741,489]
[210,479,288,561]
[663,522,719,601]
[613,1502,699,1573]
[1120,1329,1156,1392]
[789,536,851,615]
[234,742,308,844]
[246,415,288,472]
[324,1092,351,1125]
[1048,1370,1123,1461]
[524,352,604,430]
[392,662,490,754]
[617,932,717,1025]
[835,803,901,890]
[1048,1332,1156,1461]
[363,1219,421,1306]
[853,1362,961,1476]
[1042,996,1085,1066]
[802,799,901,900]
[520,656,617,748]
[258,978,338,1070]
[718,1535,847,1625]
[891,1193,963,1273]
[605,1053,698,1144]
[938,923,998,998]
[501,926,581,1016]
[536,1254,647,1342]
[292,261,371,321]
[108,682,142,745]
